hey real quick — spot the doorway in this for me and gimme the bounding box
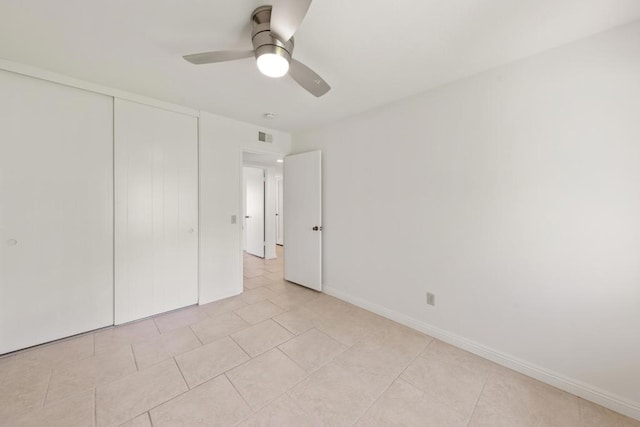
[242,151,285,289]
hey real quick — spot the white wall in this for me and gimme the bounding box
[293,22,640,419]
[199,112,291,304]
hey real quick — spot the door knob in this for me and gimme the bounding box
[7,238,18,246]
[312,226,323,231]
[245,216,251,219]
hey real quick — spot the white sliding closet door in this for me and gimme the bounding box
[0,70,113,354]
[114,99,198,324]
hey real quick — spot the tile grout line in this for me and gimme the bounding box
[130,344,139,372]
[41,368,53,409]
[227,346,314,419]
[227,334,253,360]
[141,368,221,418]
[465,376,490,427]
[152,318,161,335]
[173,356,191,390]
[276,342,312,373]
[402,338,483,422]
[224,372,255,416]
[93,387,97,427]
[188,324,205,346]
[351,337,432,425]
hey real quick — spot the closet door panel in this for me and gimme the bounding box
[0,70,113,354]
[114,99,198,324]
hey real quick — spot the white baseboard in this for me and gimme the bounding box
[324,286,640,421]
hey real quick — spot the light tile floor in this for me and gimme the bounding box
[1,247,639,426]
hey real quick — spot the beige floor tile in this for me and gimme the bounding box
[242,287,278,304]
[120,413,152,427]
[288,360,393,427]
[264,264,284,273]
[237,394,323,427]
[315,311,380,347]
[0,334,94,375]
[355,379,468,427]
[5,390,94,427]
[189,312,249,344]
[265,272,284,281]
[467,401,530,427]
[365,318,434,349]
[279,328,347,372]
[401,340,492,417]
[235,300,284,325]
[265,280,299,294]
[132,327,201,370]
[150,375,251,426]
[244,268,267,279]
[175,336,250,388]
[94,319,160,355]
[46,345,137,404]
[153,306,208,334]
[580,399,640,427]
[303,294,353,319]
[231,320,294,357]
[273,307,323,335]
[200,295,247,317]
[468,368,581,427]
[96,359,188,427]
[0,365,51,419]
[270,290,319,311]
[227,348,307,410]
[244,276,272,289]
[337,321,429,379]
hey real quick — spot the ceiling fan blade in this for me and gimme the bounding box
[183,50,254,65]
[289,59,330,97]
[270,0,312,42]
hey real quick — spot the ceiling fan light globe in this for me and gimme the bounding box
[257,53,290,78]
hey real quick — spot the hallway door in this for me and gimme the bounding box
[244,166,265,258]
[283,151,322,291]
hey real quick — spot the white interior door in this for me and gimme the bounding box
[276,177,284,245]
[284,151,322,291]
[244,166,265,258]
[114,99,198,324]
[0,70,114,354]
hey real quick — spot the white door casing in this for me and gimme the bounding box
[114,99,198,324]
[283,151,322,291]
[244,166,265,258]
[0,70,113,354]
[276,177,284,245]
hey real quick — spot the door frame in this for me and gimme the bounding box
[239,148,285,282]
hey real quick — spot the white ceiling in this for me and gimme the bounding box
[1,1,639,131]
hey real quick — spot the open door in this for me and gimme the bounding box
[284,151,322,291]
[244,166,265,258]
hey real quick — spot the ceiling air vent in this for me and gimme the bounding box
[258,131,273,143]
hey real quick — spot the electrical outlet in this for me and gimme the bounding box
[426,292,435,306]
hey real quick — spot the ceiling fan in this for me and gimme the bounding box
[183,0,330,97]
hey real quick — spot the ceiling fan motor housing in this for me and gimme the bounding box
[251,5,294,64]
